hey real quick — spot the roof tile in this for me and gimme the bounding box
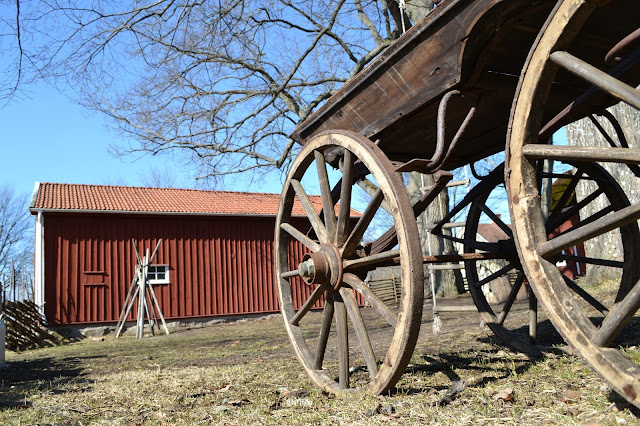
[31,182,359,217]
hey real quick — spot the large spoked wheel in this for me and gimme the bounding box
[275,130,424,394]
[508,0,640,406]
[466,162,638,356]
[464,164,549,356]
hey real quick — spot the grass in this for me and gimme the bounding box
[2,299,640,424]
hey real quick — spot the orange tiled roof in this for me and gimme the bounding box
[477,222,511,242]
[30,182,359,217]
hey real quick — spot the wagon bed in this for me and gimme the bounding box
[292,0,638,171]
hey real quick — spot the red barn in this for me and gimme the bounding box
[29,182,327,326]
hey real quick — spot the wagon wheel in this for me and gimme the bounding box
[275,130,424,394]
[508,0,640,406]
[465,162,636,356]
[464,163,547,356]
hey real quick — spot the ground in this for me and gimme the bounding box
[1,291,639,425]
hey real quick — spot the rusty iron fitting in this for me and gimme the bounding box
[300,252,330,286]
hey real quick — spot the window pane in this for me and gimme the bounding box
[147,265,169,283]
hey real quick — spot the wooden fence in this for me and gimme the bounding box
[368,276,402,304]
[2,300,60,352]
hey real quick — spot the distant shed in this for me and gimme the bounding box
[29,182,335,326]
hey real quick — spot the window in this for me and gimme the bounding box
[147,265,170,284]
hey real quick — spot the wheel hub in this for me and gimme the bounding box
[298,245,343,290]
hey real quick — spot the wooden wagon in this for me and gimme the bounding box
[274,0,640,407]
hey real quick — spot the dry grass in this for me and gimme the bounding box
[2,293,640,425]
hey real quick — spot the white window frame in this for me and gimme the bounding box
[147,264,170,285]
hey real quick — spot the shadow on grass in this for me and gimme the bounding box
[608,390,640,417]
[391,315,640,413]
[0,355,99,409]
[390,318,564,396]
[394,346,537,397]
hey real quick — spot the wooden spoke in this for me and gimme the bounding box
[589,115,623,149]
[315,294,335,370]
[589,112,640,178]
[548,169,583,220]
[292,179,328,243]
[539,45,640,141]
[463,161,553,356]
[478,203,513,238]
[545,186,604,233]
[335,297,349,389]
[336,150,354,246]
[291,285,326,326]
[444,234,502,252]
[329,161,371,207]
[343,273,397,328]
[522,144,640,165]
[341,287,378,380]
[550,205,614,241]
[434,166,503,234]
[556,253,623,269]
[550,51,640,110]
[341,189,384,257]
[315,150,337,240]
[280,223,321,252]
[562,275,609,315]
[343,249,400,270]
[496,272,526,325]
[592,277,640,347]
[537,202,640,258]
[472,263,516,289]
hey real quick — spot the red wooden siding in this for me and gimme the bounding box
[43,213,313,325]
[548,213,586,280]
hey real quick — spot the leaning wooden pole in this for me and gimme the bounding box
[136,250,149,338]
[147,281,170,335]
[145,239,168,335]
[116,239,168,338]
[143,289,155,337]
[114,271,139,338]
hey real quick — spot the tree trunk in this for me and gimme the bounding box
[567,103,640,284]
[407,172,462,297]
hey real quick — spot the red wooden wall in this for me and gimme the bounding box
[548,213,586,280]
[43,213,318,325]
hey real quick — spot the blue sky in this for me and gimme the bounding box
[0,81,569,220]
[0,84,288,200]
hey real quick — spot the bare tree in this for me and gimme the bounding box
[0,185,31,280]
[3,1,476,297]
[407,172,463,297]
[3,0,433,184]
[139,166,182,189]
